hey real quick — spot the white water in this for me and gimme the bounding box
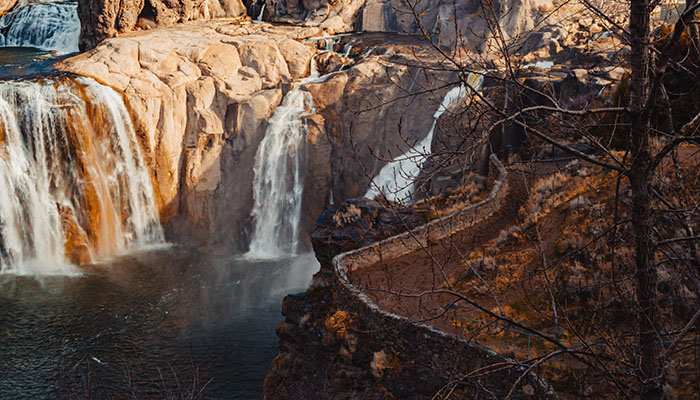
[254,3,266,22]
[365,73,485,202]
[246,65,319,259]
[0,78,163,275]
[0,0,80,53]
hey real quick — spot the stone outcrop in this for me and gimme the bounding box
[59,21,462,251]
[311,198,426,266]
[265,159,554,399]
[0,0,17,14]
[77,0,248,50]
[59,21,320,249]
[269,0,554,49]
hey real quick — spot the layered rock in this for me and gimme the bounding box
[77,0,248,50]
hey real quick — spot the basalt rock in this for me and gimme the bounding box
[264,199,435,399]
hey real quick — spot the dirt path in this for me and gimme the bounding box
[348,161,566,337]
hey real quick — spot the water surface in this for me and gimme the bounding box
[0,248,318,399]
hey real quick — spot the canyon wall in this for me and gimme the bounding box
[269,0,554,48]
[59,21,461,251]
[76,0,558,53]
[77,0,248,50]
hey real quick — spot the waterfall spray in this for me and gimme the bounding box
[254,2,266,22]
[245,52,334,259]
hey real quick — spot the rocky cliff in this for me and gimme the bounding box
[269,0,554,49]
[77,0,248,50]
[58,21,463,251]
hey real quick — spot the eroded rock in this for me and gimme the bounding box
[0,0,17,14]
[77,0,248,50]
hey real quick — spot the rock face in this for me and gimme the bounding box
[0,0,17,14]
[77,0,248,50]
[60,21,320,249]
[264,199,431,399]
[59,22,460,251]
[270,0,554,48]
[311,198,426,265]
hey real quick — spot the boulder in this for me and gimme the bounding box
[311,198,425,266]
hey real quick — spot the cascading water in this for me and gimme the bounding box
[365,73,485,202]
[254,2,266,22]
[245,56,328,259]
[0,76,163,275]
[246,88,315,259]
[0,0,80,53]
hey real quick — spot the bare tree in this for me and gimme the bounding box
[358,0,700,398]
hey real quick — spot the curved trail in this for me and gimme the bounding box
[349,162,561,336]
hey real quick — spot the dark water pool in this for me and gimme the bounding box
[0,247,318,399]
[0,47,70,79]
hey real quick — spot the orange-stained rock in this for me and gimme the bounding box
[0,0,17,15]
[58,203,93,265]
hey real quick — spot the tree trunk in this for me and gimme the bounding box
[629,1,664,398]
[689,0,700,59]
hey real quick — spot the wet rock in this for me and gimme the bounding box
[314,51,351,75]
[58,203,93,265]
[59,22,318,249]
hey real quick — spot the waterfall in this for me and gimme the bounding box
[254,2,266,22]
[246,89,315,259]
[365,73,485,202]
[246,58,326,259]
[0,0,80,53]
[0,77,163,275]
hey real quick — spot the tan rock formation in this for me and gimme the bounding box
[0,0,17,15]
[77,0,248,50]
[59,21,321,248]
[60,23,461,250]
[58,203,93,265]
